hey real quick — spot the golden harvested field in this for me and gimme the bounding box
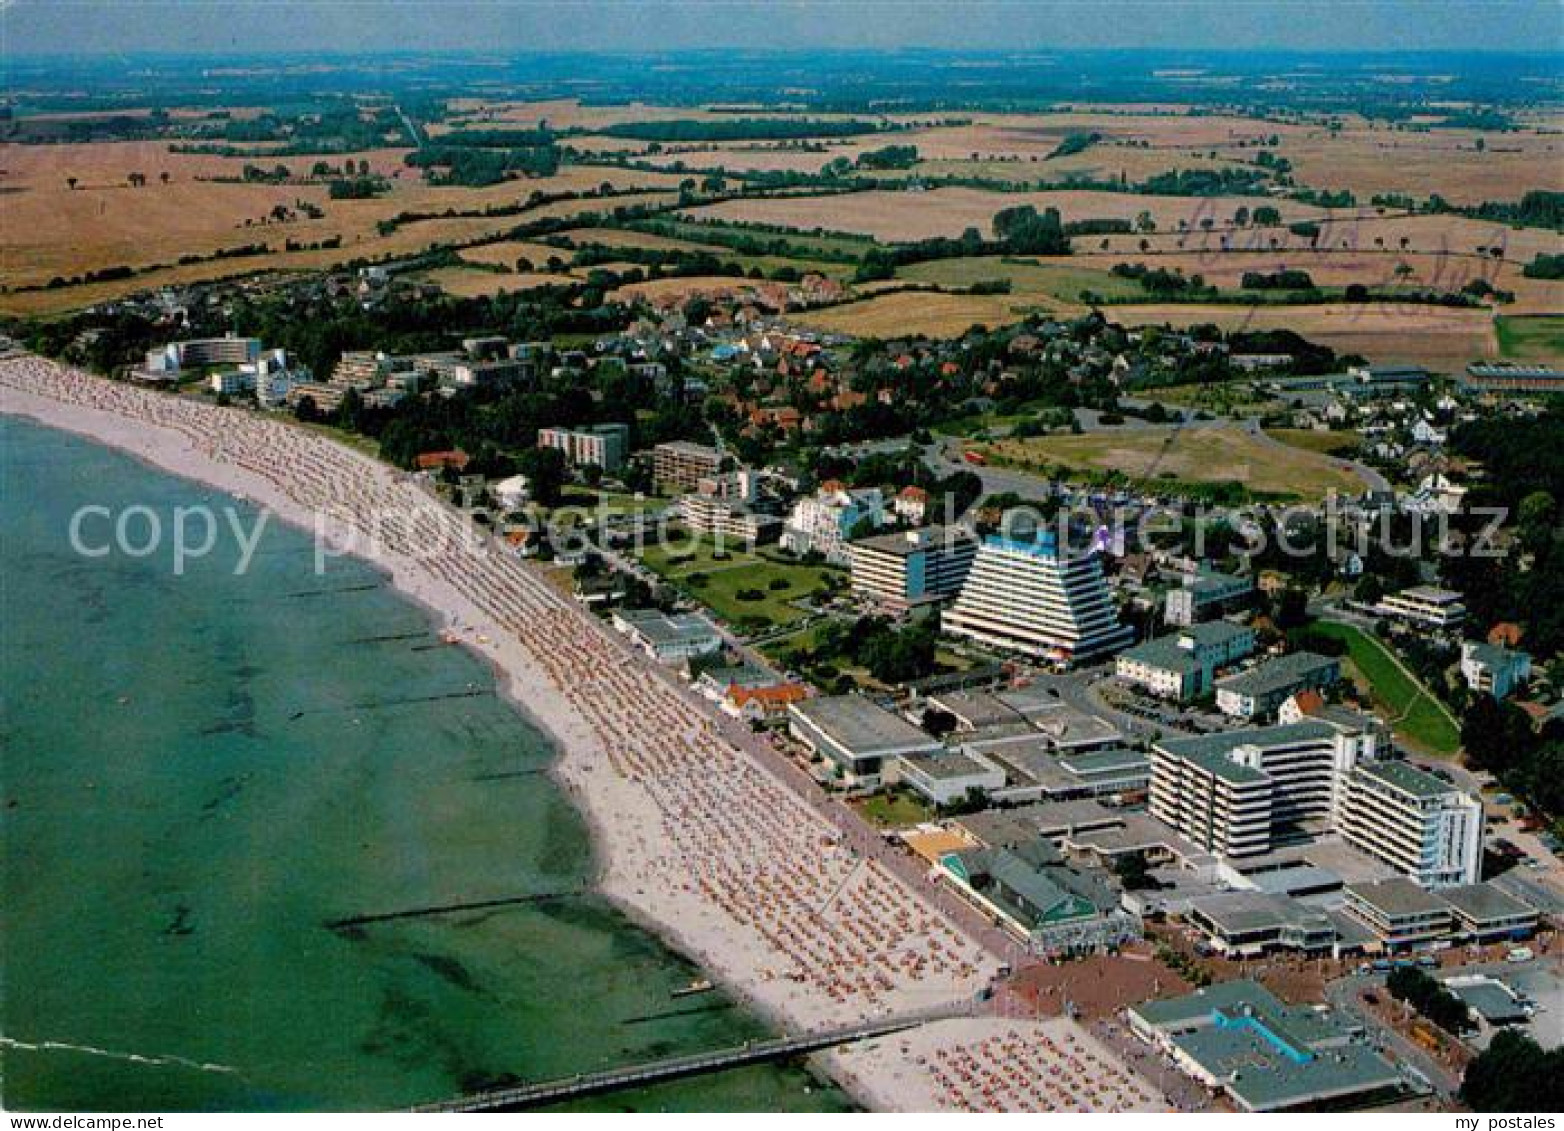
[554,225,727,253]
[1110,301,1498,369]
[0,139,682,293]
[1058,251,1564,313]
[420,266,581,297]
[980,423,1367,500]
[793,290,1049,338]
[457,238,575,269]
[681,186,1333,242]
[610,274,762,303]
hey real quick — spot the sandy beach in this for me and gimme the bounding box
[0,354,1006,1107]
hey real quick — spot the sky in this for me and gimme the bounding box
[2,0,1560,56]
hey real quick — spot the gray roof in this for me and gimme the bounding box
[900,749,996,781]
[1189,891,1333,938]
[1439,883,1538,926]
[616,608,720,647]
[1215,652,1339,700]
[1133,981,1400,1112]
[1157,720,1340,764]
[851,525,973,558]
[1354,760,1456,801]
[789,695,940,756]
[1347,877,1449,919]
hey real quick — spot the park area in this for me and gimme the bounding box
[976,423,1367,502]
[635,531,842,633]
[1308,620,1462,757]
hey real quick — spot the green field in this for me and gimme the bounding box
[1264,428,1363,457]
[637,533,841,631]
[632,218,877,261]
[1310,620,1461,757]
[896,255,1145,303]
[1496,315,1564,363]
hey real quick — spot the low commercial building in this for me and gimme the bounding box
[1116,621,1256,701]
[848,526,977,611]
[1185,892,1337,957]
[1215,652,1340,720]
[939,838,1133,953]
[1460,641,1531,700]
[1439,883,1539,943]
[787,695,942,786]
[1338,761,1483,888]
[1377,586,1467,632]
[1343,877,1454,950]
[1128,980,1403,1112]
[610,608,723,664]
[891,749,1006,807]
[539,423,630,472]
[1165,570,1254,627]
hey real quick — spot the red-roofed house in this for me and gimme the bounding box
[415,449,470,472]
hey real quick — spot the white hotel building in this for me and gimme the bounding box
[942,534,1132,664]
[1338,761,1483,888]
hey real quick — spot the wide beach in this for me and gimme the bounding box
[0,355,1005,1108]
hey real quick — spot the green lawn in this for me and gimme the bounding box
[637,533,841,632]
[856,790,934,829]
[1310,621,1461,757]
[1496,315,1564,363]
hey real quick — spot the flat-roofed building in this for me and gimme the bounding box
[943,534,1132,665]
[1151,720,1375,858]
[1439,883,1539,943]
[1116,620,1256,701]
[539,423,630,472]
[1343,877,1454,949]
[1339,761,1483,888]
[141,334,262,379]
[1377,586,1467,632]
[891,748,1007,807]
[787,694,942,786]
[1185,892,1338,957]
[1460,640,1531,700]
[848,526,977,611]
[1165,570,1254,627]
[1128,980,1402,1112]
[653,440,726,492]
[1215,651,1340,720]
[678,470,781,546]
[610,608,723,664]
[1149,740,1274,859]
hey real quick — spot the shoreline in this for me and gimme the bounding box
[0,357,1002,1109]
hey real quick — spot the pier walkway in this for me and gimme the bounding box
[411,1007,966,1111]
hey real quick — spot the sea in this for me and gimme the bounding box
[0,415,853,1112]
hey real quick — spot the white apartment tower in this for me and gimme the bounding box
[1339,761,1483,888]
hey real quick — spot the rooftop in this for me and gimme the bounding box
[1133,980,1401,1112]
[851,524,972,558]
[1215,652,1339,700]
[789,695,940,756]
[1439,882,1537,925]
[901,749,997,781]
[1157,720,1339,765]
[1354,760,1457,801]
[1347,876,1450,919]
[615,608,720,647]
[1188,891,1333,938]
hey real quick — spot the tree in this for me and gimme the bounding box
[1113,852,1158,891]
[1461,1030,1564,1112]
[1461,695,1536,775]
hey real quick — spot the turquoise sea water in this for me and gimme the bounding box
[0,416,853,1113]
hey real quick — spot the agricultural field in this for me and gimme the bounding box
[794,289,1048,338]
[681,186,1333,243]
[1497,315,1564,362]
[893,256,1148,303]
[977,422,1368,501]
[419,265,582,297]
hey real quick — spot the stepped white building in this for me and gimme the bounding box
[941,534,1132,664]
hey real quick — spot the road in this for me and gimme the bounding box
[1325,973,1462,1098]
